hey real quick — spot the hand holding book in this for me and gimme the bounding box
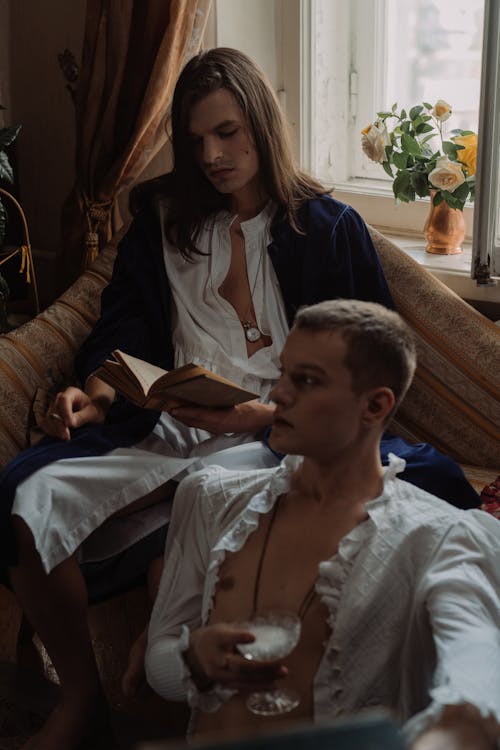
[95,350,259,411]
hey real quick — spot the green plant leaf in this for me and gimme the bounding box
[0,151,13,183]
[0,197,6,244]
[400,109,407,119]
[377,111,391,119]
[392,151,408,169]
[411,172,429,197]
[391,102,398,112]
[442,141,459,159]
[416,122,434,134]
[0,124,21,149]
[409,105,424,120]
[453,181,470,201]
[401,120,411,134]
[382,160,394,177]
[423,102,432,109]
[401,133,422,156]
[393,170,413,200]
[432,191,444,206]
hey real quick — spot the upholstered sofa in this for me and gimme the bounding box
[0,229,498,716]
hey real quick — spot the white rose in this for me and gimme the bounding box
[361,122,391,163]
[428,156,465,193]
[432,99,452,122]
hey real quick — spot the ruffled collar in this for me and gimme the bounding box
[201,452,406,624]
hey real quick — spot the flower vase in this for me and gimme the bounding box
[424,193,465,255]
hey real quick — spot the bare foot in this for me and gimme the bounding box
[20,692,109,750]
[122,627,148,698]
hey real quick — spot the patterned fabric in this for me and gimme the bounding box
[370,227,500,469]
[0,245,116,468]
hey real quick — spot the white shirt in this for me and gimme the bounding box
[159,199,289,394]
[145,454,500,744]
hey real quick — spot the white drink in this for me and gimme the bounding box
[237,622,300,661]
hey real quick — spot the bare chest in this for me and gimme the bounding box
[218,221,271,355]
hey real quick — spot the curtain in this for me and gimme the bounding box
[61,0,211,285]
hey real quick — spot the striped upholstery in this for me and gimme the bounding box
[0,231,497,488]
[370,227,500,470]
[0,246,116,466]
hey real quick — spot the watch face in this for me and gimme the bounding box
[245,326,262,343]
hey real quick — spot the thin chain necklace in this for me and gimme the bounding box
[232,217,266,343]
[250,495,318,620]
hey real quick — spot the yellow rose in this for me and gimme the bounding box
[432,99,452,122]
[453,133,477,176]
[428,156,465,193]
[361,121,391,163]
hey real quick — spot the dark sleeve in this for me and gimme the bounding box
[319,205,394,308]
[270,199,394,327]
[74,213,167,384]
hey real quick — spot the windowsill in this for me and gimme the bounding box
[380,232,500,304]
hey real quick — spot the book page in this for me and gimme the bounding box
[113,350,170,395]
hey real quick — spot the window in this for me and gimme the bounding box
[281,0,499,282]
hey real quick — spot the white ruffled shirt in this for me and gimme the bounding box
[145,454,500,744]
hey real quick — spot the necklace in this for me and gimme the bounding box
[238,231,266,343]
[250,495,318,620]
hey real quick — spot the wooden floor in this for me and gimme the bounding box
[0,586,189,749]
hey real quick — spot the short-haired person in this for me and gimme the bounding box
[146,300,500,749]
[0,49,481,749]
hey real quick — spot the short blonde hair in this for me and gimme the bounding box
[294,299,417,412]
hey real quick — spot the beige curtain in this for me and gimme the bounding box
[61,0,211,285]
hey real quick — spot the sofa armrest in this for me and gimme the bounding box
[0,245,116,469]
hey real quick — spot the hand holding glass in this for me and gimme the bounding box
[236,610,301,716]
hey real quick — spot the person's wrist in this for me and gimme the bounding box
[183,641,214,692]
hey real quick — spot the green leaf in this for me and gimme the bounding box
[401,120,411,134]
[453,181,470,201]
[0,197,6,244]
[423,102,432,109]
[400,109,407,119]
[0,151,13,183]
[382,160,394,177]
[393,151,408,169]
[442,141,459,159]
[377,111,391,119]
[391,102,398,112]
[393,170,414,202]
[409,105,424,120]
[432,192,444,206]
[0,124,21,149]
[415,122,434,134]
[401,133,422,156]
[411,172,430,197]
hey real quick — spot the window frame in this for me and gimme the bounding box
[281,0,483,240]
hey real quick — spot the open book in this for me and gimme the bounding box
[95,350,259,411]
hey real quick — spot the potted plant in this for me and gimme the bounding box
[361,100,477,254]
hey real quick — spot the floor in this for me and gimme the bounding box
[0,587,189,749]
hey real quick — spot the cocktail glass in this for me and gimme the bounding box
[236,610,301,716]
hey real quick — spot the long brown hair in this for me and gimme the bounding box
[167,47,327,257]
